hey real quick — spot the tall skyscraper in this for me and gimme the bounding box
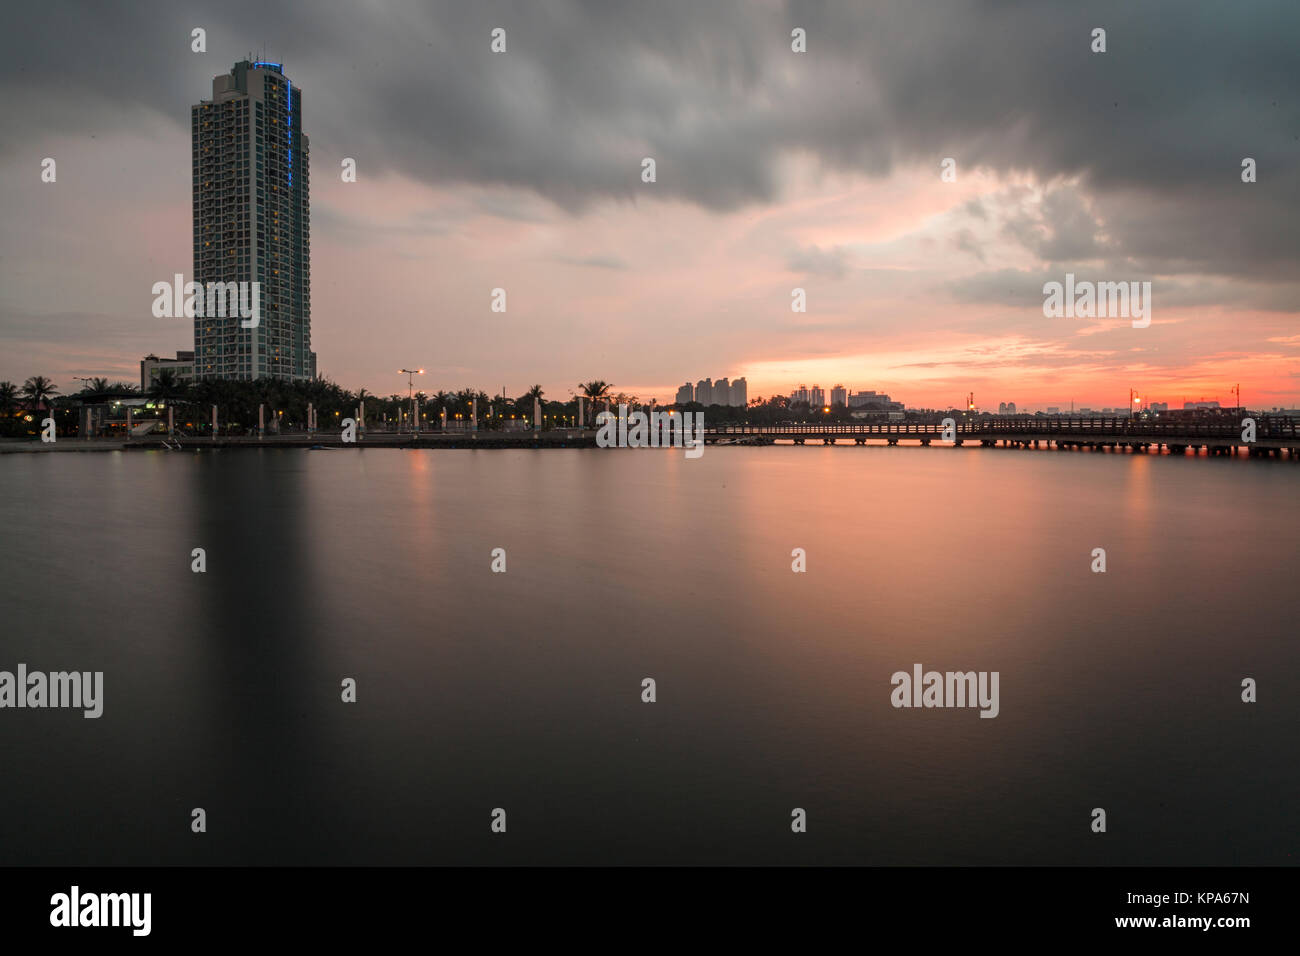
[830,384,847,407]
[677,376,744,406]
[730,377,747,407]
[193,60,313,381]
[809,384,826,408]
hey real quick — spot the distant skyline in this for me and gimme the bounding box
[2,1,1298,410]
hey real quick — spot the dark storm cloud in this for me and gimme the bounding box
[1000,185,1114,263]
[2,0,1297,279]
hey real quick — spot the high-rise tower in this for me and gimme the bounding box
[192,60,313,380]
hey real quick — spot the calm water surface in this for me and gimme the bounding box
[0,446,1296,864]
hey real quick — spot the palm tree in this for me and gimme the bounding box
[0,381,17,415]
[520,384,545,427]
[21,375,59,412]
[579,380,612,401]
[578,380,613,425]
[147,369,187,406]
[579,382,613,418]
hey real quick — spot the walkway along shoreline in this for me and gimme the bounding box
[3,425,1298,458]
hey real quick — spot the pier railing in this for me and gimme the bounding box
[708,416,1300,440]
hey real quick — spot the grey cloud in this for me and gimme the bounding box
[1000,184,1113,263]
[556,253,628,269]
[0,0,1297,280]
[950,228,985,263]
[787,243,850,278]
[943,268,1051,309]
[944,265,1300,314]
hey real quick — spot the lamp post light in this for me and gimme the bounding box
[400,368,424,433]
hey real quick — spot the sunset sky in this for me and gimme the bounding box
[1,1,1297,410]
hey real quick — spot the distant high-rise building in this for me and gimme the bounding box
[1047,406,1061,415]
[730,377,747,407]
[809,384,826,408]
[791,384,810,405]
[1006,402,1016,414]
[830,384,847,407]
[678,376,746,406]
[193,60,313,381]
[849,390,893,408]
[998,402,1007,414]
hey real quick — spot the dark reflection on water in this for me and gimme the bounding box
[0,446,1296,864]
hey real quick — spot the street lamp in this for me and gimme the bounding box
[399,369,425,402]
[399,368,424,433]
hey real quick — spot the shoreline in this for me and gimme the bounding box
[3,432,1298,457]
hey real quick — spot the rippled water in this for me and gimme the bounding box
[0,446,1295,864]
